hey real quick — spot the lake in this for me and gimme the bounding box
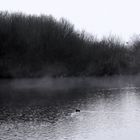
[0,77,140,140]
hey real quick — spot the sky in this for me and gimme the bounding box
[0,0,140,41]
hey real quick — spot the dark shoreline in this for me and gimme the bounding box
[0,11,140,79]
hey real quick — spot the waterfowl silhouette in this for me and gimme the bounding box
[76,109,80,112]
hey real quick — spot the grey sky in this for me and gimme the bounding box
[0,0,140,41]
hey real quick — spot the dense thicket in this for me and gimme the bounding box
[0,11,139,78]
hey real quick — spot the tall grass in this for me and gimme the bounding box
[0,11,139,78]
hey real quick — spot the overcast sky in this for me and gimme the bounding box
[0,0,140,41]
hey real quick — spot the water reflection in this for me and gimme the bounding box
[0,86,140,139]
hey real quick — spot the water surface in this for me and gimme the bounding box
[0,80,140,140]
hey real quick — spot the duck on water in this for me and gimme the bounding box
[76,109,80,112]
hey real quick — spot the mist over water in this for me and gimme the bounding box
[7,75,140,90]
[1,77,140,140]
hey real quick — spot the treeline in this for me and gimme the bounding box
[0,11,140,78]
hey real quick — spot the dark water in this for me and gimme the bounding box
[1,84,140,139]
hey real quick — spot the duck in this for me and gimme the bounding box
[76,109,80,112]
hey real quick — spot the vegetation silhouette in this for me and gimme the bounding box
[0,11,139,78]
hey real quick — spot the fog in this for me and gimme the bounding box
[4,75,139,91]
